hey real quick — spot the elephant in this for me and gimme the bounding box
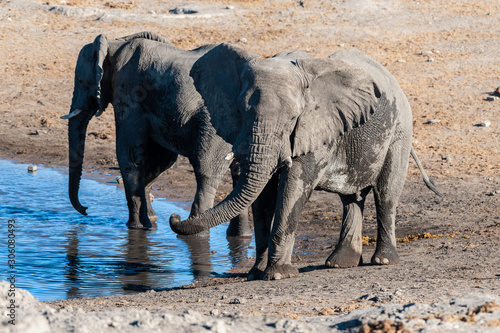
[61,32,253,236]
[170,44,441,280]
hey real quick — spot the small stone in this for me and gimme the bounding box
[396,59,406,63]
[427,57,435,62]
[229,298,247,304]
[441,155,451,162]
[485,96,499,101]
[210,308,220,316]
[28,165,37,173]
[421,50,433,56]
[433,49,440,54]
[148,10,156,14]
[479,120,491,127]
[425,119,441,124]
[493,87,500,97]
[338,43,345,47]
[116,176,123,184]
[149,193,154,202]
[225,5,234,10]
[238,38,247,43]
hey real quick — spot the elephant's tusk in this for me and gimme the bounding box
[224,152,235,161]
[60,109,83,120]
[95,109,104,117]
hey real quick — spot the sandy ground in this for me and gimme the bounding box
[1,0,499,331]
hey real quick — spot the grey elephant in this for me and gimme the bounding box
[170,44,441,280]
[61,32,252,236]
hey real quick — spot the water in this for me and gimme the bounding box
[0,160,253,301]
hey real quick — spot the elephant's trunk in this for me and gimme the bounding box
[170,130,279,235]
[68,110,93,215]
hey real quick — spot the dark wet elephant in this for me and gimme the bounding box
[61,32,253,236]
[170,45,441,279]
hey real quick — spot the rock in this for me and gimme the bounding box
[478,120,491,127]
[169,7,198,15]
[116,176,123,184]
[492,86,500,97]
[238,38,248,43]
[425,119,441,124]
[149,193,154,202]
[229,298,247,304]
[225,5,234,10]
[421,50,433,56]
[427,57,435,62]
[397,59,406,63]
[28,165,37,173]
[485,96,499,101]
[46,5,104,18]
[210,308,220,316]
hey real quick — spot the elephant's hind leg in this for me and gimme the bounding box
[326,188,370,268]
[371,142,410,265]
[144,142,178,225]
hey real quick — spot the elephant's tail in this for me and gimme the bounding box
[410,147,442,196]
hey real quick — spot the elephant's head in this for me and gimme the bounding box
[170,44,379,235]
[60,34,112,215]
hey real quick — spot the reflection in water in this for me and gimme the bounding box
[64,227,82,299]
[0,160,254,301]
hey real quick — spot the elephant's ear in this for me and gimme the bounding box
[92,34,110,112]
[290,58,379,157]
[190,43,260,126]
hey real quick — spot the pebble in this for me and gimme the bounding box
[229,298,247,304]
[479,120,491,127]
[396,59,406,63]
[485,96,499,101]
[427,57,435,62]
[28,165,37,173]
[149,193,154,202]
[425,119,441,124]
[238,38,247,43]
[225,5,234,10]
[210,308,220,316]
[116,176,123,184]
[421,50,433,56]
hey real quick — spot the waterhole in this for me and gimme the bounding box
[0,160,253,301]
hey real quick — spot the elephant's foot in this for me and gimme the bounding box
[226,215,253,238]
[371,245,400,265]
[127,218,155,230]
[263,264,299,281]
[325,245,362,268]
[247,267,265,281]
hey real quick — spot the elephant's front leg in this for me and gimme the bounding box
[264,159,317,280]
[247,172,279,280]
[325,188,370,268]
[116,123,151,229]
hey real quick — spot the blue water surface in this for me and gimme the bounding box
[0,160,253,301]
